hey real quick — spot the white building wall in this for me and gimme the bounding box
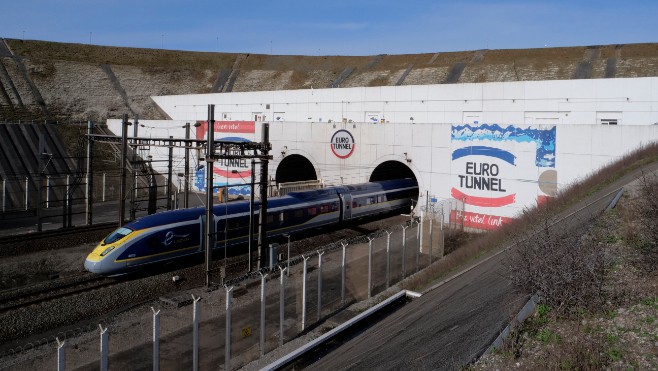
[104,77,658,230]
[152,77,658,126]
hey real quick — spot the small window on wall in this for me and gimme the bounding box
[600,119,618,125]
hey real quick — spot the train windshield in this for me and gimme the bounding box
[103,227,133,244]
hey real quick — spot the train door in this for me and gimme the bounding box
[341,193,352,220]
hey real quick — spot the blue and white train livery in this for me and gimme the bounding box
[85,179,418,275]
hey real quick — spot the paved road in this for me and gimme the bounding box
[310,249,524,370]
[310,161,658,370]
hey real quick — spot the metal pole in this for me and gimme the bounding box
[429,216,433,265]
[56,337,65,371]
[317,251,324,320]
[24,176,28,211]
[37,133,44,231]
[46,176,50,208]
[367,237,374,299]
[248,159,255,272]
[284,233,291,276]
[99,325,109,371]
[423,190,428,251]
[119,114,128,227]
[151,307,160,371]
[184,122,190,209]
[341,242,347,305]
[257,123,270,269]
[279,267,286,347]
[102,173,106,202]
[2,179,5,213]
[192,295,201,371]
[301,255,309,331]
[385,230,392,289]
[225,286,233,371]
[67,174,72,227]
[130,118,138,220]
[415,220,420,273]
[167,136,173,210]
[37,132,46,232]
[86,121,93,225]
[260,272,267,357]
[205,105,215,287]
[402,225,408,278]
[441,205,445,258]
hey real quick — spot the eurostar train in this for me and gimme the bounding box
[84,178,418,275]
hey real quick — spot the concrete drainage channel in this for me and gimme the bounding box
[263,290,422,370]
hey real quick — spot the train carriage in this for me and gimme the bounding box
[85,179,417,275]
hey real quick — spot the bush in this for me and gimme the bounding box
[504,215,607,317]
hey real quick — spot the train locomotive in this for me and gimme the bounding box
[84,178,418,275]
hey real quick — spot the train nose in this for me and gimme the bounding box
[84,258,102,274]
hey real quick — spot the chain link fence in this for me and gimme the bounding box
[0,215,461,370]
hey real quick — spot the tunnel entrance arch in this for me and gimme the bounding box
[369,160,417,183]
[275,154,317,184]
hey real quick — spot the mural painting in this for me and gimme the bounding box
[450,124,557,230]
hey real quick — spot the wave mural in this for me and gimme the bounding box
[451,124,556,167]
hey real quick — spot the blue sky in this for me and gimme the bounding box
[3,0,657,55]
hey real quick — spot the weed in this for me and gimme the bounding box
[645,316,656,324]
[606,347,622,362]
[536,328,561,343]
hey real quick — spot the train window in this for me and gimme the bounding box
[267,215,274,224]
[280,212,286,223]
[294,210,303,218]
[353,201,358,208]
[320,205,328,213]
[103,227,133,244]
[308,207,317,216]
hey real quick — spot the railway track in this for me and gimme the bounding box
[0,222,116,246]
[0,274,118,314]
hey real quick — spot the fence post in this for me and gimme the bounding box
[66,175,72,227]
[86,120,94,225]
[36,175,42,232]
[341,242,347,305]
[279,267,287,347]
[317,250,325,320]
[429,216,433,266]
[385,230,392,289]
[440,205,445,258]
[99,324,108,371]
[56,337,65,371]
[260,272,268,357]
[192,294,201,371]
[301,255,310,331]
[225,286,233,371]
[415,220,420,273]
[151,307,160,371]
[367,236,374,299]
[24,176,28,211]
[2,179,5,213]
[102,173,106,202]
[46,176,50,208]
[401,225,408,278]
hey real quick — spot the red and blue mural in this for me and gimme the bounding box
[195,120,255,196]
[450,123,557,230]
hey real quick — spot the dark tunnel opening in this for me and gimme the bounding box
[275,154,317,184]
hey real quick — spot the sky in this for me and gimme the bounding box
[3,0,657,56]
